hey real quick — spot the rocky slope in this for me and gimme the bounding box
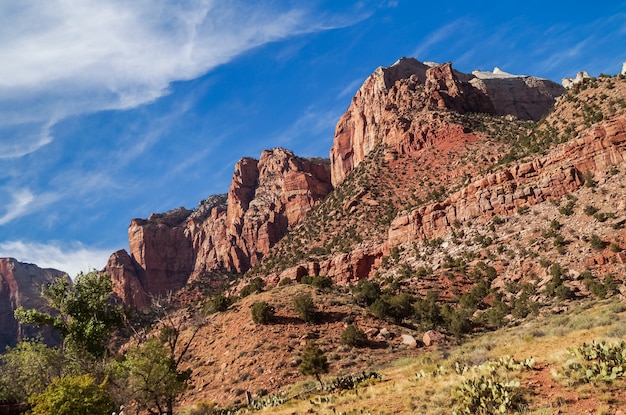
[100,61,626,411]
[107,59,567,306]
[259,66,625,294]
[0,258,66,349]
[106,148,332,307]
[330,58,563,187]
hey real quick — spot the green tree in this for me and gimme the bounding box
[299,341,329,386]
[293,293,317,323]
[14,271,125,358]
[109,338,190,415]
[239,277,266,298]
[251,301,274,324]
[413,291,443,330]
[0,339,65,403]
[28,374,114,415]
[351,279,381,306]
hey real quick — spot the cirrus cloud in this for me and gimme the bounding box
[0,0,370,159]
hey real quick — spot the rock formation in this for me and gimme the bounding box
[388,115,626,245]
[562,71,591,88]
[0,258,66,349]
[106,148,332,306]
[330,58,564,187]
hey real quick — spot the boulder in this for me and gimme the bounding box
[401,334,418,348]
[422,330,445,347]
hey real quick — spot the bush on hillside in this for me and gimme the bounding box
[251,301,274,324]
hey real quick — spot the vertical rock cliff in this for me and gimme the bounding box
[0,258,66,349]
[106,148,332,306]
[330,58,564,187]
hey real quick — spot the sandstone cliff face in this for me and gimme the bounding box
[107,148,332,306]
[330,58,564,187]
[389,116,626,245]
[0,258,66,349]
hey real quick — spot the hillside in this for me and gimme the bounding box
[148,65,625,412]
[4,59,625,414]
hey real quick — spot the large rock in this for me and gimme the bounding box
[330,58,563,187]
[0,258,66,349]
[389,115,626,244]
[107,148,332,306]
[470,67,565,121]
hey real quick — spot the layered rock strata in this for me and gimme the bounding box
[106,148,332,306]
[330,58,564,187]
[0,258,66,349]
[389,116,626,244]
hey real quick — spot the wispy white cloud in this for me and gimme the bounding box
[411,18,474,60]
[0,188,59,225]
[337,77,366,99]
[0,240,113,278]
[0,189,34,225]
[0,0,369,159]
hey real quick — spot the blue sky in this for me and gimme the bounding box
[1,0,625,277]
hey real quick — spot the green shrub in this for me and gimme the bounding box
[352,279,381,306]
[442,305,472,340]
[301,275,333,290]
[583,205,599,216]
[251,301,273,324]
[370,293,415,323]
[278,277,293,286]
[299,341,328,386]
[413,291,443,330]
[203,294,231,314]
[29,374,114,415]
[559,199,576,216]
[340,324,368,348]
[293,293,317,323]
[240,277,266,298]
[589,234,606,250]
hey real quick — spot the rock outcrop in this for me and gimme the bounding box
[107,148,332,306]
[389,116,626,245]
[330,58,563,187]
[0,258,66,349]
[562,71,591,89]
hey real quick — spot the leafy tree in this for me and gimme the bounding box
[0,339,65,403]
[301,275,333,290]
[293,293,317,323]
[108,338,190,415]
[299,341,329,386]
[251,301,274,324]
[14,271,125,358]
[203,294,231,315]
[370,293,414,323]
[28,374,114,415]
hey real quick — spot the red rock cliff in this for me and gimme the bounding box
[0,258,66,349]
[330,58,564,187]
[107,148,332,306]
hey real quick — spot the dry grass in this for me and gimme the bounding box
[254,298,626,414]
